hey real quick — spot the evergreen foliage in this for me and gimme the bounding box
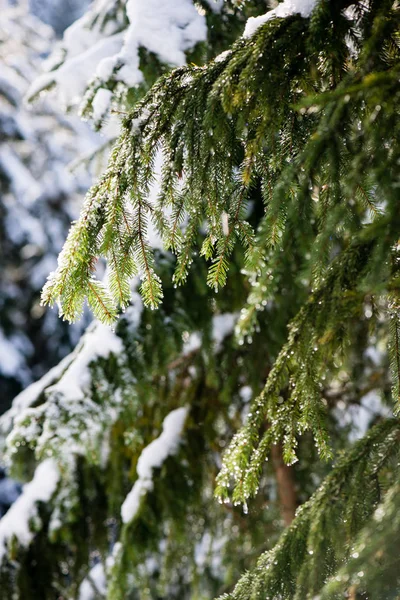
[1,0,400,599]
[222,418,400,600]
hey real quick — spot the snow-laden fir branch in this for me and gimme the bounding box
[0,459,59,564]
[27,0,209,126]
[41,0,400,324]
[220,419,400,600]
[0,296,239,571]
[243,0,317,38]
[121,406,188,524]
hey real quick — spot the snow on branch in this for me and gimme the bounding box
[47,321,124,401]
[0,353,75,437]
[0,316,136,469]
[0,319,126,441]
[116,0,207,86]
[78,561,107,600]
[243,0,317,38]
[121,407,188,524]
[204,0,224,12]
[27,0,207,115]
[0,459,59,564]
[183,313,238,355]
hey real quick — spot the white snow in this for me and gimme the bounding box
[29,0,207,112]
[95,56,117,81]
[115,0,207,87]
[214,50,232,64]
[28,32,124,106]
[79,562,107,600]
[0,302,141,465]
[121,407,188,523]
[0,146,41,206]
[0,459,59,563]
[121,291,144,330]
[183,313,238,355]
[183,332,202,355]
[204,0,224,13]
[0,2,100,392]
[239,386,252,403]
[92,87,113,123]
[212,313,237,350]
[0,349,75,440]
[244,0,317,38]
[47,322,123,401]
[364,345,384,366]
[4,195,47,247]
[6,352,75,416]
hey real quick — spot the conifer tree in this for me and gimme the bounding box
[0,1,399,599]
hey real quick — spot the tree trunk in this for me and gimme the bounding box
[271,443,297,526]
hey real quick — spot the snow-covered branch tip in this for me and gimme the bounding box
[121,406,188,524]
[0,460,59,564]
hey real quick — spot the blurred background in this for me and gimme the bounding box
[0,0,97,414]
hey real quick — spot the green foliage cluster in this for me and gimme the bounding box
[43,0,400,480]
[223,418,400,600]
[0,260,292,599]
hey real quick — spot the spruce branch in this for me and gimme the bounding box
[41,1,399,324]
[216,224,394,504]
[219,419,400,600]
